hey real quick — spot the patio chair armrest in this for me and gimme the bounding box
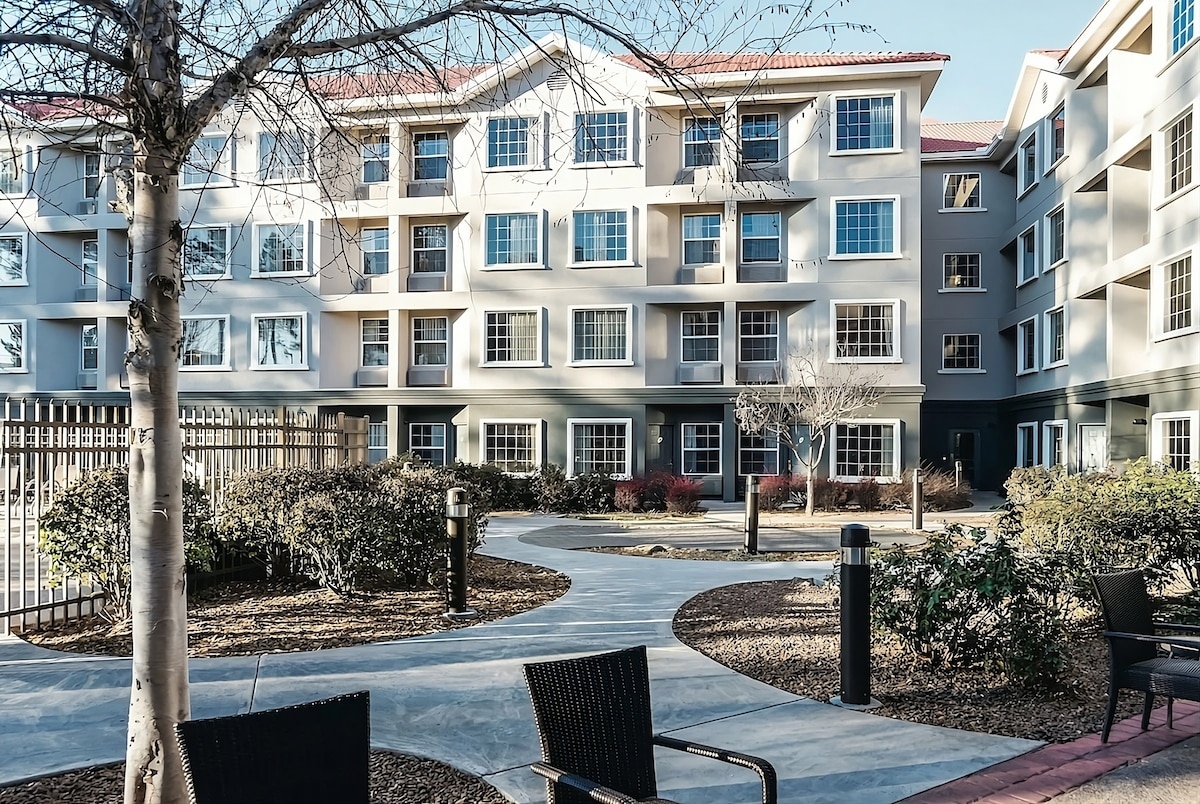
[530,762,661,804]
[654,734,778,804]
[1154,621,1200,635]
[1104,630,1200,652]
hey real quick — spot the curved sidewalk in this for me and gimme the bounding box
[0,515,1036,803]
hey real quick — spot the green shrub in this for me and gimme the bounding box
[569,472,616,514]
[665,477,703,514]
[443,461,535,512]
[532,463,571,512]
[868,524,1068,689]
[39,465,217,621]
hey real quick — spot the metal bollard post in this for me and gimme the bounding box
[445,487,477,620]
[954,459,963,490]
[911,468,924,531]
[744,474,759,555]
[831,524,880,709]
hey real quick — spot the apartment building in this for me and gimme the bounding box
[0,38,946,500]
[920,0,1199,488]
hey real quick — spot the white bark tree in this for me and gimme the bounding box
[734,346,885,515]
[0,2,870,802]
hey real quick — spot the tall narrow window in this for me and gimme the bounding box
[681,311,719,362]
[83,153,101,199]
[1050,105,1066,164]
[1166,112,1193,196]
[684,117,720,167]
[361,134,390,184]
[1173,0,1196,54]
[81,324,98,370]
[361,318,388,366]
[0,152,21,195]
[1018,225,1038,284]
[682,423,721,475]
[412,224,448,273]
[1043,421,1067,467]
[683,213,720,264]
[1046,206,1066,267]
[834,96,894,152]
[739,113,779,163]
[1045,307,1066,366]
[412,316,448,366]
[1017,317,1038,374]
[81,239,99,286]
[1155,413,1196,471]
[360,227,389,276]
[1164,255,1193,334]
[412,131,448,180]
[1019,133,1038,193]
[1016,423,1038,468]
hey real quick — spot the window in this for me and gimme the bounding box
[943,253,981,290]
[1173,0,1196,54]
[368,422,388,464]
[941,173,981,210]
[1166,112,1193,196]
[739,310,779,362]
[739,113,779,163]
[740,211,781,263]
[571,307,630,364]
[487,118,535,168]
[483,421,539,473]
[361,318,388,367]
[258,131,309,182]
[256,223,307,275]
[683,213,720,264]
[574,111,629,164]
[0,234,25,285]
[1016,423,1038,468]
[1163,255,1194,334]
[81,239,99,286]
[834,96,895,152]
[484,310,540,364]
[361,135,389,184]
[81,324,98,371]
[682,423,721,475]
[1019,133,1038,193]
[412,131,448,180]
[252,314,306,369]
[412,224,448,273]
[360,227,388,276]
[1049,105,1066,165]
[180,316,228,369]
[1017,317,1038,374]
[568,419,632,477]
[834,301,897,361]
[834,421,899,481]
[409,423,447,466]
[1044,307,1066,366]
[0,152,21,195]
[681,311,719,362]
[1042,421,1067,468]
[1153,412,1198,471]
[942,334,981,371]
[183,226,230,278]
[0,320,25,371]
[412,316,448,366]
[182,136,227,186]
[572,210,628,264]
[1018,225,1038,284]
[484,213,540,267]
[83,153,101,199]
[684,117,720,167]
[738,433,779,475]
[833,198,897,257]
[1045,206,1066,268]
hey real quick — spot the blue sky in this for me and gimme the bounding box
[777,0,1104,122]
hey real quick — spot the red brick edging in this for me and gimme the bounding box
[898,700,1200,803]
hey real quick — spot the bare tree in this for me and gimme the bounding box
[734,346,885,515]
[0,2,869,801]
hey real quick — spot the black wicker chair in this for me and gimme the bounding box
[1093,570,1200,743]
[522,645,777,804]
[174,690,370,804]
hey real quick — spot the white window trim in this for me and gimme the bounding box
[180,314,231,371]
[410,222,449,275]
[80,324,99,372]
[1043,104,1067,175]
[1018,132,1039,197]
[252,221,311,277]
[681,422,722,476]
[737,309,781,364]
[1042,419,1069,468]
[359,317,389,369]
[938,333,985,374]
[566,417,634,479]
[411,315,450,367]
[1016,422,1039,468]
[571,107,637,168]
[483,115,545,173]
[0,319,27,373]
[567,304,634,367]
[480,307,544,367]
[1043,305,1068,369]
[359,133,391,185]
[682,116,722,169]
[682,211,722,267]
[680,309,721,364]
[479,419,542,476]
[940,252,985,293]
[257,130,311,184]
[482,210,544,271]
[828,91,902,156]
[1151,410,1199,470]
[829,298,903,364]
[1152,249,1197,341]
[183,224,234,280]
[0,149,29,196]
[181,134,234,189]
[1017,223,1040,286]
[411,129,450,183]
[828,195,901,260]
[408,422,447,466]
[1167,0,1198,60]
[830,418,902,483]
[360,226,390,277]
[0,232,28,286]
[250,311,309,370]
[1043,204,1068,272]
[739,110,783,164]
[1160,108,1196,205]
[739,209,784,266]
[938,172,986,213]
[568,208,636,268]
[1016,315,1040,375]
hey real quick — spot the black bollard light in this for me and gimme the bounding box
[911,468,924,531]
[444,487,477,620]
[744,474,759,554]
[831,523,880,709]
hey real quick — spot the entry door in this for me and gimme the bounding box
[646,424,674,473]
[1079,424,1108,473]
[949,430,977,487]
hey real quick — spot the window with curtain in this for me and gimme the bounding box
[485,213,539,266]
[412,316,448,365]
[360,318,388,366]
[571,308,628,363]
[835,302,895,360]
[485,310,539,363]
[572,210,628,263]
[257,224,306,274]
[835,96,894,151]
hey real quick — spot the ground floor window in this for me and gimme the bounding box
[682,423,721,475]
[483,421,539,473]
[1042,420,1067,468]
[834,420,899,481]
[367,422,387,464]
[738,433,780,476]
[568,419,632,477]
[409,422,446,466]
[1016,422,1038,468]
[1153,411,1198,472]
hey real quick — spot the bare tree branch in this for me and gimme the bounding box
[0,32,130,72]
[70,0,131,24]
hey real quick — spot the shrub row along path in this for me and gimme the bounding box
[0,507,1072,803]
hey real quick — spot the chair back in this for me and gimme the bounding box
[1094,570,1158,668]
[523,646,658,804]
[175,690,370,804]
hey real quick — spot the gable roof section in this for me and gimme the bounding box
[615,51,950,73]
[921,120,1002,153]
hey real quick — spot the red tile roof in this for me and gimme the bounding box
[315,66,485,99]
[616,51,949,73]
[920,120,1002,153]
[1031,48,1069,61]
